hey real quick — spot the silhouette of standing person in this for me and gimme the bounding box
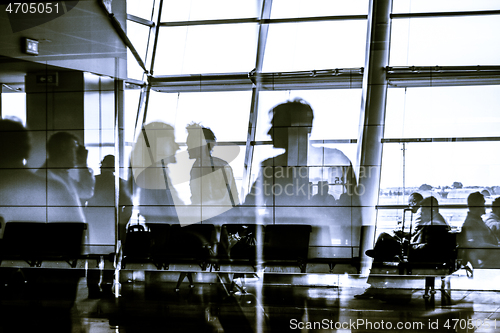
[242,99,359,238]
[131,122,182,224]
[244,99,357,211]
[86,154,133,241]
[186,123,239,208]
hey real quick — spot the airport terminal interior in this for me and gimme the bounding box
[1,0,500,332]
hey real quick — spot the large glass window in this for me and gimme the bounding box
[122,0,500,282]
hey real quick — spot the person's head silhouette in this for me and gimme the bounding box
[186,123,216,159]
[467,191,485,216]
[408,192,424,214]
[268,99,314,150]
[100,154,115,174]
[0,119,30,168]
[47,132,79,169]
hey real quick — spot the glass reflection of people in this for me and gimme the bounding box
[0,119,85,232]
[243,99,357,212]
[240,99,359,280]
[0,120,84,333]
[186,123,239,207]
[36,131,95,212]
[86,155,133,241]
[458,192,499,268]
[131,122,181,224]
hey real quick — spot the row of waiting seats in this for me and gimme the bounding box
[0,221,87,268]
[122,224,313,273]
[0,221,359,274]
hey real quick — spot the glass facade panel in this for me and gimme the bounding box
[390,15,500,66]
[127,49,146,81]
[126,0,154,20]
[385,86,500,139]
[271,0,369,18]
[257,90,361,142]
[154,24,258,75]
[379,142,500,205]
[393,0,500,14]
[263,21,367,72]
[127,20,151,60]
[161,0,259,22]
[146,90,252,142]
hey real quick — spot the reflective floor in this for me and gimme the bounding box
[4,268,500,332]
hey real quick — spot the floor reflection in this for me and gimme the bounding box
[3,269,497,332]
[73,279,481,333]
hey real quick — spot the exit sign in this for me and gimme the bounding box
[36,73,58,86]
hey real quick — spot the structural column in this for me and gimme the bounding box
[356,0,393,274]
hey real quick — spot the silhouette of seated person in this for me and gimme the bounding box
[86,155,133,241]
[371,196,451,263]
[36,131,95,211]
[356,195,452,299]
[311,181,336,206]
[484,197,500,239]
[407,196,451,263]
[131,122,182,224]
[0,119,85,234]
[458,191,499,268]
[365,192,423,262]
